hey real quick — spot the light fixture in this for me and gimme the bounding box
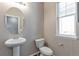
[0,0,27,6]
[16,2,26,6]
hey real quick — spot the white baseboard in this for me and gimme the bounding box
[30,51,40,56]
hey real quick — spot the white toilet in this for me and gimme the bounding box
[35,38,53,56]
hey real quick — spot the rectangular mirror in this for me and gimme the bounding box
[5,15,20,34]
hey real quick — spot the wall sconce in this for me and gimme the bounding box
[16,2,26,6]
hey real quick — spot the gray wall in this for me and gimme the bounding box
[21,2,44,56]
[44,2,79,56]
[0,2,44,56]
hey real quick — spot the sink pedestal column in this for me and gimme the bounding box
[13,46,20,56]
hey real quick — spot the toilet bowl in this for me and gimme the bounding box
[35,38,54,56]
[39,47,53,56]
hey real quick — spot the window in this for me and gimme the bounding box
[57,2,76,36]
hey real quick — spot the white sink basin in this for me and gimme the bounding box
[5,37,26,56]
[5,37,26,47]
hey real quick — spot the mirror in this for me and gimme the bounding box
[5,15,19,34]
[5,7,24,35]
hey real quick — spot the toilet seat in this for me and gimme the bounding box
[39,47,53,56]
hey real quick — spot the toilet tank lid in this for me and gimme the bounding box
[35,38,44,41]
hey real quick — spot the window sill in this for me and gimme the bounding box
[56,34,77,39]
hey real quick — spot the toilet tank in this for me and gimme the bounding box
[35,38,45,48]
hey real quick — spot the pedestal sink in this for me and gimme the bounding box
[5,37,26,56]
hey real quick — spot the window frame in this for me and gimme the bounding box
[56,2,77,38]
